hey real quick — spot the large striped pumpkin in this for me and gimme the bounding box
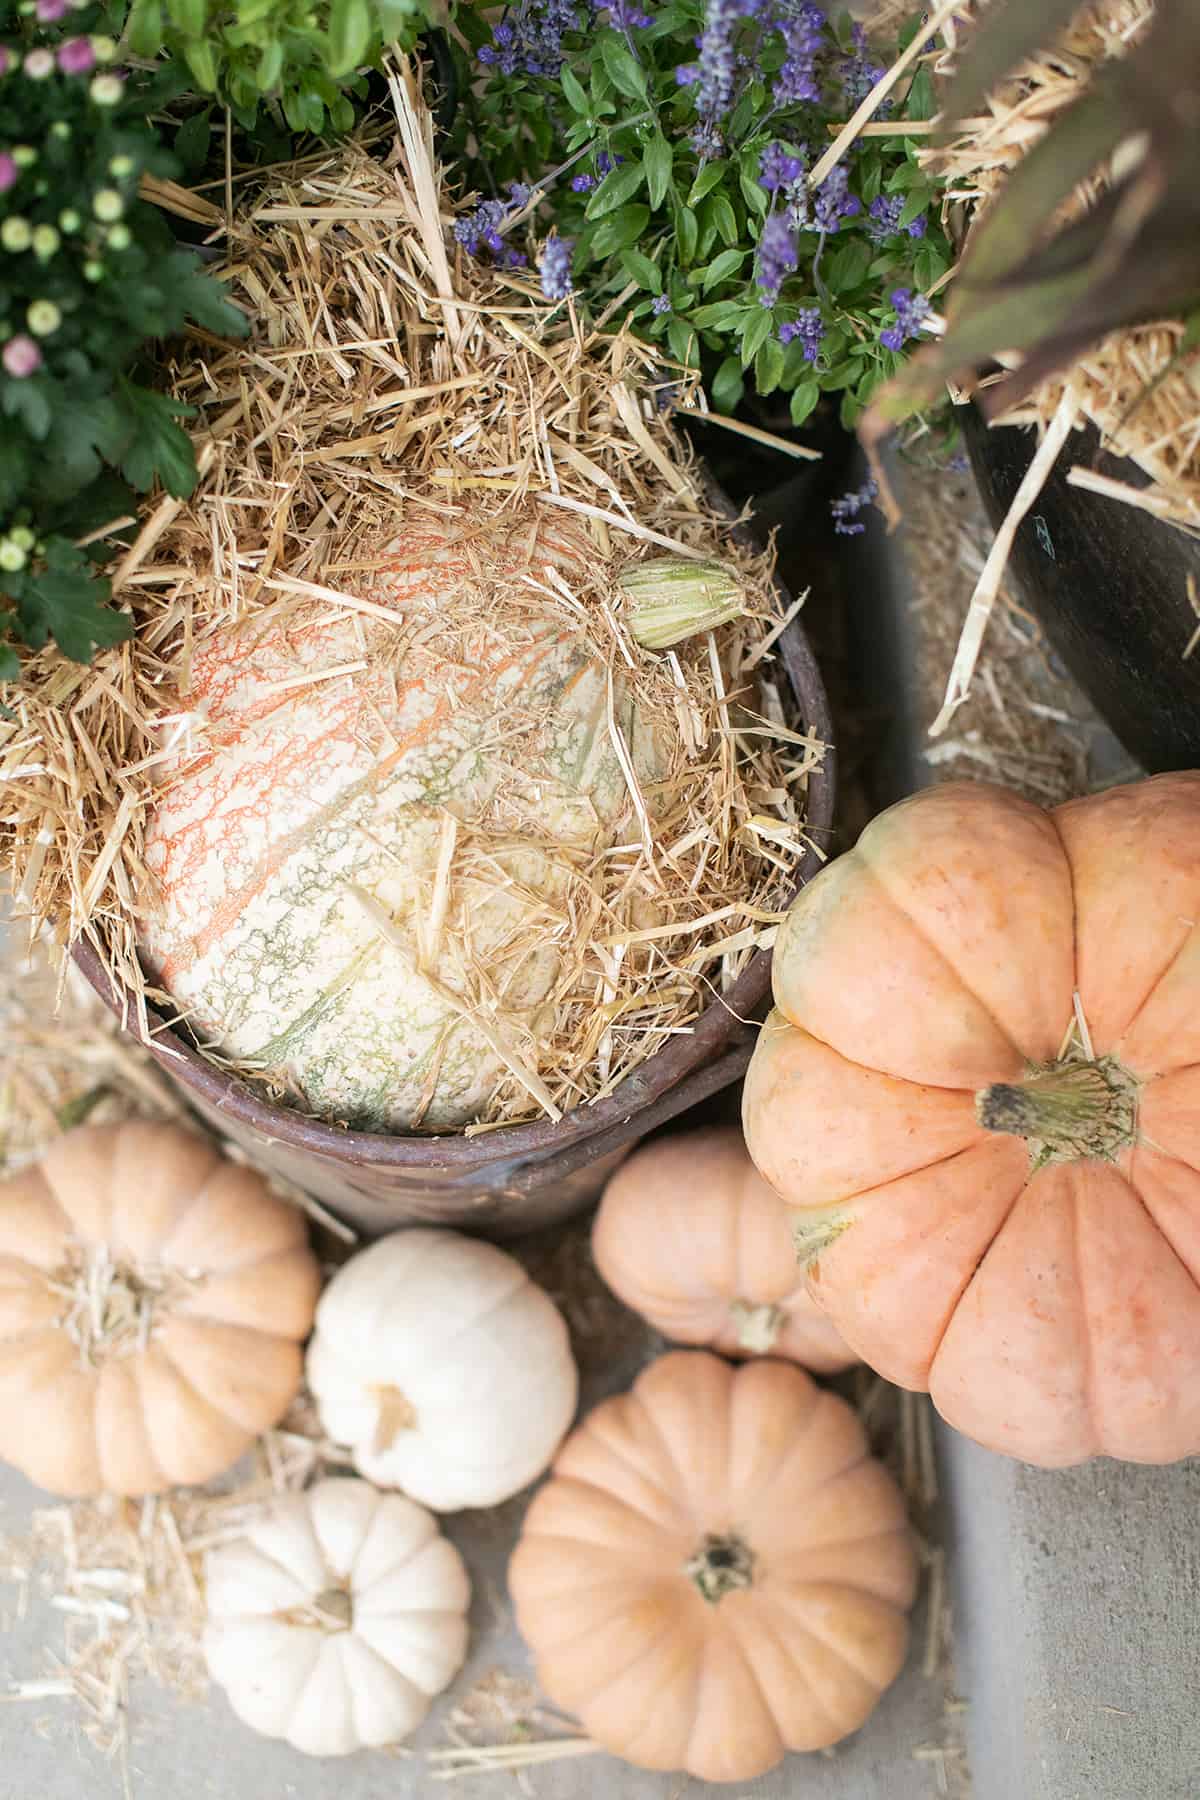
[141,512,658,1132]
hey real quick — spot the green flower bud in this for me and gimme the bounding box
[0,216,32,253]
[58,208,81,233]
[32,225,60,260]
[618,557,747,650]
[83,259,104,282]
[51,121,72,141]
[0,540,28,574]
[90,34,117,61]
[8,526,34,551]
[92,187,123,223]
[89,72,123,104]
[108,154,135,179]
[26,299,62,337]
[105,223,131,250]
[11,146,36,169]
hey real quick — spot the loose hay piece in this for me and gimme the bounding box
[0,63,825,1136]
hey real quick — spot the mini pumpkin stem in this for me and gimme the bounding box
[372,1384,417,1454]
[684,1532,756,1605]
[975,1055,1138,1164]
[729,1299,785,1354]
[311,1586,354,1630]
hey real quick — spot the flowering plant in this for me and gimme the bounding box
[454,1,952,426]
[0,7,247,680]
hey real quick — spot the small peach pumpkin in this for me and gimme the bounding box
[0,1121,320,1495]
[509,1350,916,1783]
[744,774,1200,1467]
[592,1128,855,1370]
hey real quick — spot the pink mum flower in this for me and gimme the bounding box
[2,335,43,378]
[57,36,95,73]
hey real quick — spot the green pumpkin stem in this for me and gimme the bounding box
[975,1056,1138,1165]
[684,1533,756,1604]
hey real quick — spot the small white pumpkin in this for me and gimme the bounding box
[203,1476,470,1756]
[307,1229,578,1510]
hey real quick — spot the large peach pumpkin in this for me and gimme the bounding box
[743,774,1200,1467]
[592,1127,855,1370]
[509,1351,916,1783]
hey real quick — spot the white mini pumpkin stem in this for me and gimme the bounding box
[684,1532,756,1605]
[729,1299,786,1354]
[372,1385,418,1454]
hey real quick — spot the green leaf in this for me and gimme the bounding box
[183,37,219,93]
[586,159,646,219]
[709,194,738,248]
[590,204,651,258]
[561,66,590,115]
[16,542,132,665]
[789,380,820,426]
[666,316,696,365]
[739,171,769,217]
[174,107,212,171]
[169,0,207,35]
[327,0,372,77]
[115,383,198,498]
[675,203,699,266]
[687,299,745,329]
[126,0,164,58]
[754,336,785,395]
[256,38,284,91]
[645,133,673,210]
[905,66,935,120]
[709,355,744,414]
[701,248,746,291]
[826,239,872,291]
[740,308,772,368]
[0,643,19,685]
[688,161,728,206]
[599,35,647,100]
[621,247,663,293]
[2,380,53,441]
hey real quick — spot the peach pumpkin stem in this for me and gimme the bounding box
[975,1055,1138,1166]
[729,1299,786,1354]
[684,1533,756,1604]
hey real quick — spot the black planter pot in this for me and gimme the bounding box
[963,405,1200,774]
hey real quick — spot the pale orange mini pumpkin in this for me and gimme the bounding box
[509,1350,916,1783]
[0,1122,321,1496]
[592,1128,855,1370]
[744,774,1200,1468]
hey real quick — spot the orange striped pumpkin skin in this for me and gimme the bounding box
[142,514,655,1132]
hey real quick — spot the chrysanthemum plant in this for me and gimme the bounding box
[453,1,952,429]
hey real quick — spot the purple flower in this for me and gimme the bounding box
[0,152,16,194]
[675,62,700,84]
[478,0,581,77]
[813,162,861,233]
[606,0,652,26]
[57,35,95,73]
[880,286,930,352]
[755,211,798,306]
[36,0,70,19]
[772,1,826,107]
[596,151,624,176]
[540,236,574,301]
[455,199,507,257]
[830,476,878,536]
[685,0,741,159]
[779,305,825,364]
[651,293,671,314]
[867,194,927,243]
[508,181,532,208]
[758,141,805,194]
[838,24,888,109]
[571,173,595,192]
[2,334,42,378]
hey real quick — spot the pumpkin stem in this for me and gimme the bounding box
[729,1299,785,1354]
[372,1384,418,1454]
[310,1586,354,1631]
[684,1533,756,1605]
[975,1055,1138,1164]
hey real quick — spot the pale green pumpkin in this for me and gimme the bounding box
[141,513,659,1132]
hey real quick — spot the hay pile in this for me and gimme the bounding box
[0,66,825,1133]
[931,0,1200,533]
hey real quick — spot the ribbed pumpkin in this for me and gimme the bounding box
[509,1351,916,1783]
[0,1122,319,1495]
[592,1128,855,1370]
[141,510,658,1133]
[744,774,1200,1467]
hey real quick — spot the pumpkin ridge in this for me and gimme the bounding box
[1113,925,1200,1074]
[768,1527,916,1597]
[850,852,1029,1077]
[151,1332,260,1439]
[560,1445,695,1535]
[761,1580,901,1688]
[921,1163,1040,1390]
[720,1588,842,1742]
[581,1604,693,1716]
[1068,1167,1099,1454]
[1128,1147,1200,1284]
